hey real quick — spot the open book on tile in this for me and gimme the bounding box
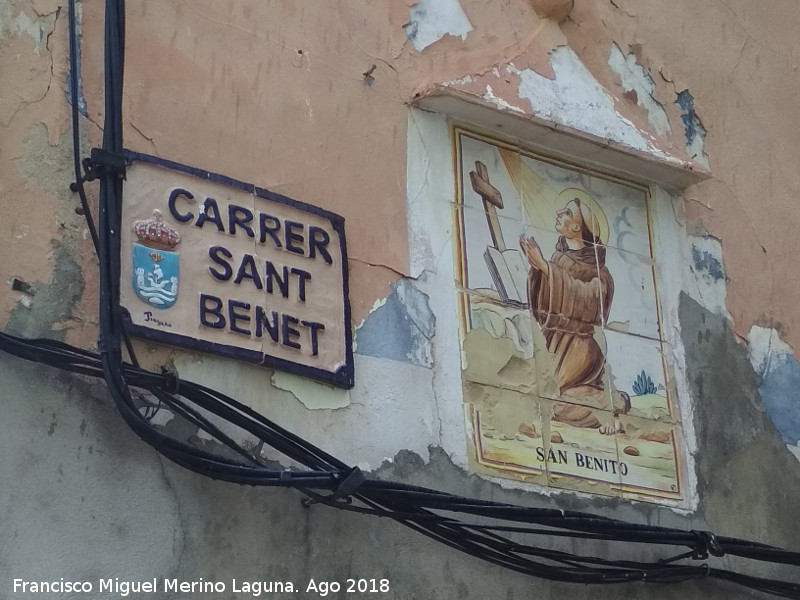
[484,246,529,308]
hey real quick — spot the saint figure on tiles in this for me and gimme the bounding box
[519,190,612,399]
[519,190,630,434]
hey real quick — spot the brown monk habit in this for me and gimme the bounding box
[528,237,614,395]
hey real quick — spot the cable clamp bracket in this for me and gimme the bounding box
[70,148,127,191]
[691,530,724,560]
[301,466,365,507]
[161,367,180,396]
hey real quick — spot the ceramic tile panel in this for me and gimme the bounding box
[602,245,661,340]
[603,329,673,421]
[534,323,614,412]
[254,239,334,368]
[464,383,547,485]
[541,399,622,497]
[454,204,529,299]
[616,414,683,500]
[456,134,525,223]
[452,127,682,503]
[458,291,537,396]
[580,173,652,258]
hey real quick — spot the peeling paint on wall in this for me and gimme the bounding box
[691,244,724,282]
[508,48,679,162]
[405,0,472,52]
[748,325,800,461]
[355,278,435,368]
[480,83,527,114]
[170,351,440,471]
[271,371,350,410]
[607,43,670,136]
[683,235,727,317]
[675,90,709,168]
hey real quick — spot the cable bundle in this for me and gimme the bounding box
[3,330,800,597]
[2,1,799,597]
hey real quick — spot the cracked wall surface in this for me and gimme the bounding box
[607,43,670,137]
[355,277,435,368]
[1,0,800,596]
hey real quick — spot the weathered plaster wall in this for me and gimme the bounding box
[1,0,800,598]
[561,0,800,350]
[0,2,96,344]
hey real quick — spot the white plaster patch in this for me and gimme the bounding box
[508,49,679,163]
[482,84,526,114]
[259,445,305,472]
[195,427,215,442]
[305,98,315,123]
[406,110,472,465]
[406,0,473,52]
[267,354,439,470]
[172,351,438,471]
[406,110,455,279]
[788,443,800,462]
[747,325,792,379]
[442,74,474,86]
[271,370,350,410]
[345,355,438,467]
[682,234,728,317]
[175,354,350,414]
[607,43,670,136]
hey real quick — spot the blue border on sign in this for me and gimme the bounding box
[122,150,354,390]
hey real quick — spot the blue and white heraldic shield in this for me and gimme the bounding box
[131,243,179,309]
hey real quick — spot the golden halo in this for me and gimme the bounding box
[556,187,609,245]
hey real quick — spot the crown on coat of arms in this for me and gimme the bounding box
[133,209,181,249]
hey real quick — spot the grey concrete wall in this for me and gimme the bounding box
[2,294,798,598]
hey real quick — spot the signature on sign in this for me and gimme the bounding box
[143,311,172,328]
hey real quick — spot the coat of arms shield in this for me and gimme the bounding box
[131,209,181,310]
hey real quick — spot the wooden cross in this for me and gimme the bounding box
[469,161,506,251]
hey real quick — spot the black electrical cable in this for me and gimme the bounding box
[67,0,99,254]
[2,1,798,597]
[4,324,796,592]
[4,330,800,598]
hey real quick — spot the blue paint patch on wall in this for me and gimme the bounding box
[675,90,701,147]
[756,353,800,445]
[691,244,725,281]
[403,4,421,43]
[355,279,435,368]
